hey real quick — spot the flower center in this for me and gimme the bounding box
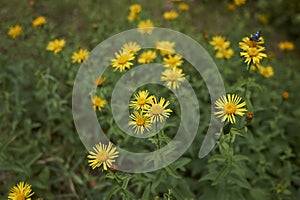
[225,103,237,114]
[16,194,26,200]
[168,73,178,81]
[136,117,145,126]
[168,57,176,65]
[248,48,258,57]
[216,40,224,47]
[118,56,128,65]
[248,40,257,47]
[96,151,109,162]
[150,104,163,115]
[137,97,146,105]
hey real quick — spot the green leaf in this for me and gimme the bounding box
[165,166,180,179]
[141,184,151,200]
[212,165,230,185]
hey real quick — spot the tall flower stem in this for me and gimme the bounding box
[243,66,251,98]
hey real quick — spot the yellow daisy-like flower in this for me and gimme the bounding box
[209,36,230,51]
[46,39,66,54]
[32,16,46,27]
[137,19,154,34]
[239,36,265,51]
[129,4,142,13]
[122,42,141,54]
[215,48,234,59]
[163,10,179,20]
[234,0,246,6]
[129,90,152,110]
[258,65,274,78]
[163,54,183,68]
[145,97,172,123]
[87,142,119,170]
[226,3,236,11]
[278,41,295,51]
[161,67,185,90]
[8,181,34,200]
[128,11,138,21]
[111,51,135,72]
[155,40,176,56]
[92,95,106,111]
[138,50,157,64]
[178,3,190,11]
[129,111,152,134]
[94,76,106,86]
[72,48,89,63]
[8,25,22,38]
[214,94,247,124]
[240,46,267,65]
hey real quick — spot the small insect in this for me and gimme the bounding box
[250,30,261,42]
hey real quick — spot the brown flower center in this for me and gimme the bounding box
[136,117,146,126]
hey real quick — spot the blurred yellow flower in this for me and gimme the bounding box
[94,76,106,86]
[234,0,246,6]
[161,67,185,90]
[209,36,230,51]
[129,111,151,134]
[278,41,295,51]
[87,142,119,170]
[163,54,183,68]
[226,3,236,11]
[214,94,247,124]
[138,50,157,64]
[178,3,189,11]
[122,41,141,54]
[128,11,138,21]
[32,16,46,27]
[8,181,34,200]
[129,4,142,13]
[215,48,234,59]
[46,39,66,54]
[91,95,106,111]
[257,14,268,25]
[129,90,152,110]
[163,10,179,20]
[145,96,172,123]
[111,51,135,72]
[155,40,175,56]
[240,46,267,65]
[72,49,89,63]
[137,19,154,34]
[7,25,22,38]
[282,91,289,100]
[258,65,274,78]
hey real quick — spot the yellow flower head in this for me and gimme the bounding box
[155,40,176,56]
[240,46,267,65]
[8,181,34,200]
[137,19,154,34]
[278,41,295,51]
[258,65,274,78]
[214,94,247,124]
[129,4,142,13]
[129,90,152,110]
[163,54,183,68]
[163,10,179,20]
[72,48,89,63]
[94,76,106,86]
[239,36,265,51]
[226,3,236,11]
[46,39,66,54]
[122,42,141,54]
[128,11,138,21]
[111,51,135,72]
[87,142,119,170]
[8,25,22,38]
[178,3,190,11]
[145,96,172,123]
[92,95,106,111]
[215,48,234,59]
[129,111,152,134]
[138,50,157,64]
[161,67,185,90]
[209,36,230,51]
[234,0,246,6]
[32,16,46,27]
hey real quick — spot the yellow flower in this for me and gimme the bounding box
[46,39,66,54]
[8,25,22,38]
[137,19,154,34]
[239,36,265,51]
[257,14,268,25]
[94,76,106,86]
[32,16,46,27]
[145,96,172,123]
[258,65,274,78]
[122,42,141,54]
[226,3,236,11]
[72,49,89,63]
[8,181,34,200]
[129,90,152,110]
[161,67,185,90]
[155,40,175,56]
[111,51,135,72]
[278,41,295,51]
[87,142,119,170]
[129,111,152,134]
[129,4,142,13]
[178,3,189,11]
[215,48,234,59]
[138,50,157,64]
[163,10,179,20]
[163,54,183,68]
[92,96,106,111]
[128,11,138,21]
[234,0,246,6]
[209,36,230,51]
[214,94,247,124]
[240,46,267,65]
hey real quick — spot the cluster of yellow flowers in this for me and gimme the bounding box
[209,35,234,59]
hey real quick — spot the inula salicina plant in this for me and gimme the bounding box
[1,0,300,199]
